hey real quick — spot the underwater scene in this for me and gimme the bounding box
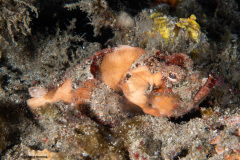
[0,0,239,159]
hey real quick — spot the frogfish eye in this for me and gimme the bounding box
[163,65,187,84]
[169,73,177,80]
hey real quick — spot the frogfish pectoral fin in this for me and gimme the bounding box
[72,80,96,105]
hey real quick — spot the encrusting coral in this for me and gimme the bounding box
[27,45,217,118]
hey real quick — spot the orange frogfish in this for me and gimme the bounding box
[27,45,217,122]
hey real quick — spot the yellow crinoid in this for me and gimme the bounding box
[176,14,201,43]
[147,13,201,44]
[148,12,176,43]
